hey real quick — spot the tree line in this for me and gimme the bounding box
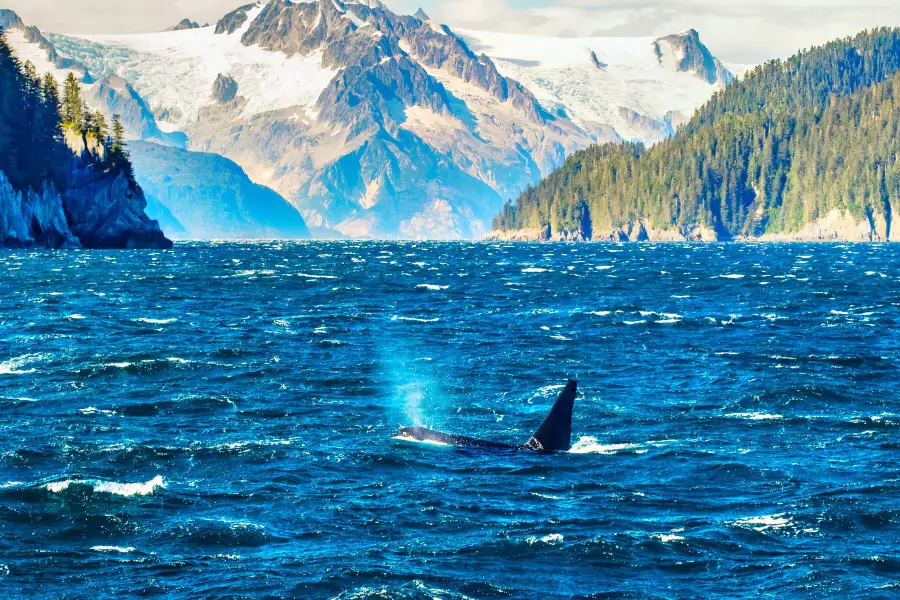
[494,28,900,239]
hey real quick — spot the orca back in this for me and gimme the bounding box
[524,380,577,451]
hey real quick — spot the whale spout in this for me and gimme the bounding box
[523,380,577,451]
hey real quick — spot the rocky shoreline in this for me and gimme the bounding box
[487,210,899,243]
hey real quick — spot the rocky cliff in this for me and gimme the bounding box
[653,30,734,86]
[0,130,171,249]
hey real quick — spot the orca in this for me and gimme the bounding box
[394,380,577,452]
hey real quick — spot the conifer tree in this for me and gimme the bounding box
[80,100,94,136]
[111,114,126,154]
[61,72,81,129]
[93,110,107,140]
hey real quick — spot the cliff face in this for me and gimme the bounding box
[0,171,78,248]
[0,131,172,250]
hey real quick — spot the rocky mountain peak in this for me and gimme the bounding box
[215,2,260,35]
[653,29,733,85]
[413,8,430,21]
[212,73,239,103]
[167,18,201,32]
[0,8,23,30]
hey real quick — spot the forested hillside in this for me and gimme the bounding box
[0,27,170,248]
[493,28,900,241]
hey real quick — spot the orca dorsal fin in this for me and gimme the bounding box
[524,380,577,451]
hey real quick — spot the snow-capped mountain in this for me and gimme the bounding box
[457,28,734,144]
[4,1,734,239]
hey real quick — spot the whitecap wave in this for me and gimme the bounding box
[526,533,564,545]
[569,437,644,454]
[91,546,135,553]
[725,412,783,421]
[136,318,178,325]
[297,273,337,279]
[47,475,165,497]
[416,284,449,291]
[521,267,548,273]
[728,514,792,532]
[0,354,42,375]
[391,316,440,323]
[79,407,117,417]
[719,274,746,279]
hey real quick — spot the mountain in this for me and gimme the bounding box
[38,0,731,239]
[491,29,900,242]
[166,19,201,32]
[128,141,311,240]
[0,29,170,249]
[457,28,734,145]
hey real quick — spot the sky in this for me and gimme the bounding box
[3,0,899,64]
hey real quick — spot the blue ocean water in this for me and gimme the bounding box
[1,242,899,599]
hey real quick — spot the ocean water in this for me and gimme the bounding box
[1,242,899,599]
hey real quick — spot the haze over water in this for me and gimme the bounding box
[1,242,898,598]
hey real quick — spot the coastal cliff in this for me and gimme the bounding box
[1,127,171,250]
[0,27,171,249]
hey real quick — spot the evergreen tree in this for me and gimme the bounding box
[61,72,81,128]
[80,100,94,136]
[111,114,126,154]
[93,110,107,140]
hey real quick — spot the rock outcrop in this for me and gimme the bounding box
[211,73,239,103]
[0,166,171,250]
[0,170,79,248]
[754,209,898,242]
[215,3,259,35]
[167,19,201,32]
[654,30,733,85]
[488,221,720,243]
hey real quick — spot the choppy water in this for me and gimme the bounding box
[1,242,899,599]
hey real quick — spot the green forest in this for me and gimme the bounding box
[493,28,900,239]
[0,27,133,194]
